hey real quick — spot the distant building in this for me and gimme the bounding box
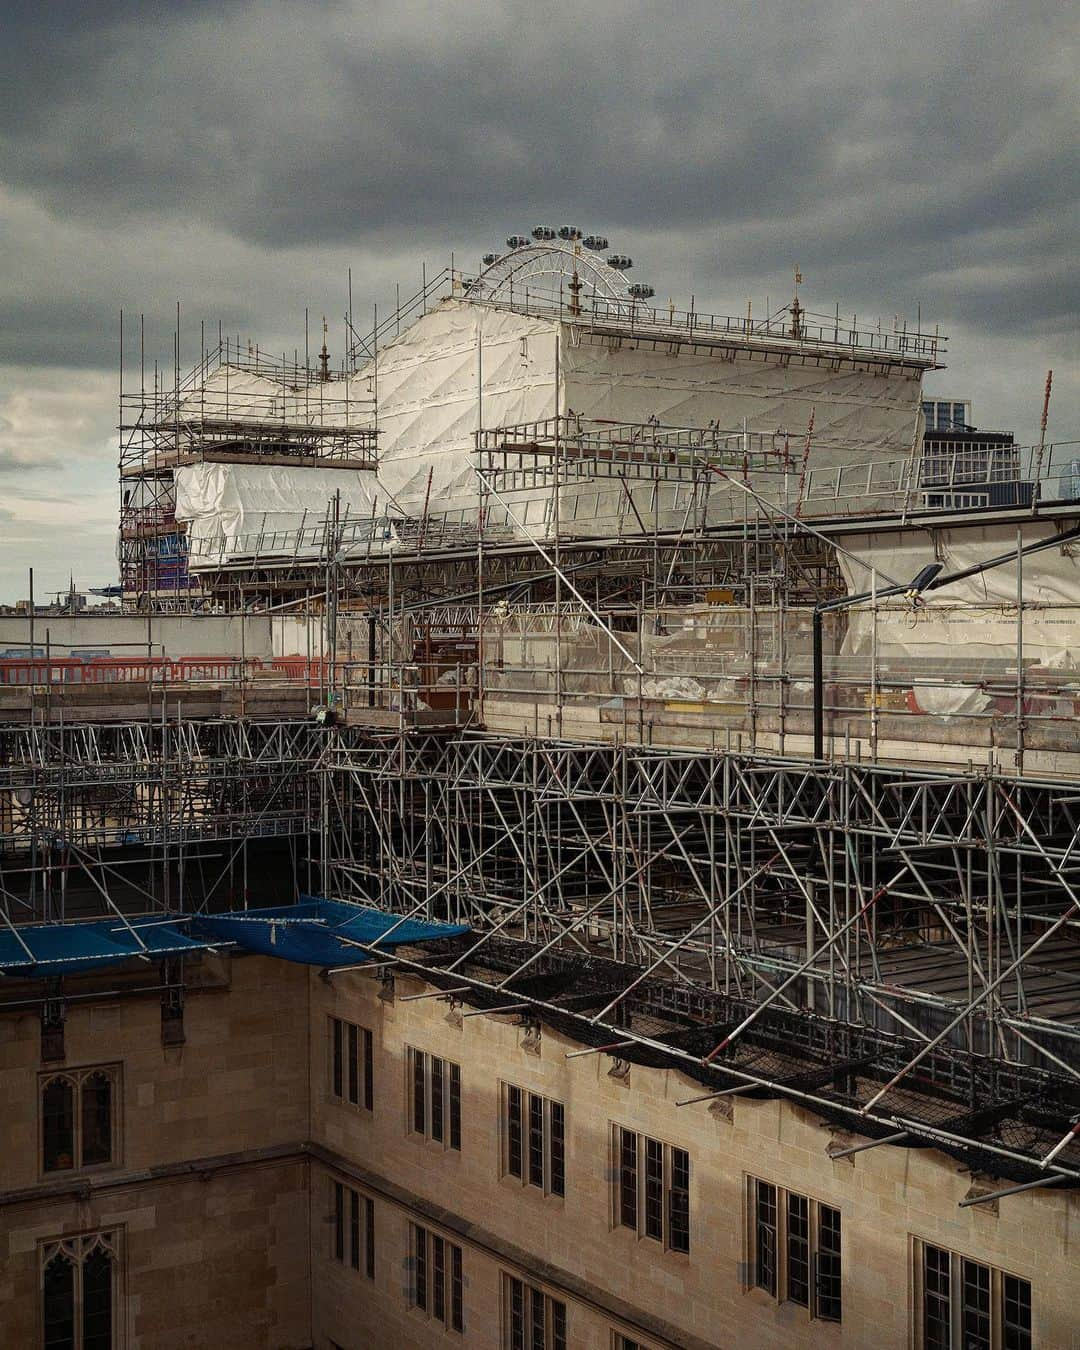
[921,396,1031,509]
[922,395,972,432]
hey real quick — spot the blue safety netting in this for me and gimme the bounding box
[0,918,215,977]
[190,896,469,967]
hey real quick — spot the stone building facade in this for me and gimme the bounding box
[2,952,1076,1348]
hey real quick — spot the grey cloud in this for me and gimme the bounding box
[0,0,1076,597]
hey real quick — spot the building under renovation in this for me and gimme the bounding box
[2,232,1079,1349]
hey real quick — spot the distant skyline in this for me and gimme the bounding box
[1,0,1077,601]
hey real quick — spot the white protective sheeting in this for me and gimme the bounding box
[178,364,373,429]
[911,685,993,716]
[839,523,1080,669]
[172,301,927,557]
[561,336,923,463]
[174,462,382,566]
[361,300,559,512]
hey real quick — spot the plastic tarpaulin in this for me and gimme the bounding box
[562,335,923,464]
[839,524,1080,669]
[174,462,384,565]
[365,297,923,534]
[177,365,374,430]
[0,919,215,976]
[191,896,469,966]
[360,299,559,511]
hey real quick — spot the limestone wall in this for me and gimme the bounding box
[309,967,1080,1350]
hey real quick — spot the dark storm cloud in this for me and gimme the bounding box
[0,1,1076,404]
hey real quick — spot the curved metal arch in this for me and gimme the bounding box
[466,241,629,304]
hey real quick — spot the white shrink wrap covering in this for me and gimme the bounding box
[363,298,925,531]
[359,300,559,512]
[174,462,382,566]
[176,365,374,430]
[561,337,923,465]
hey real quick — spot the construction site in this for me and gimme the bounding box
[2,232,1079,1349]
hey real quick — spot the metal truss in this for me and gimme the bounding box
[321,729,1080,1182]
[0,719,323,922]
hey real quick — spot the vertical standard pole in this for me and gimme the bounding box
[367,612,376,709]
[870,570,878,760]
[813,608,824,760]
[553,329,562,736]
[1016,528,1024,774]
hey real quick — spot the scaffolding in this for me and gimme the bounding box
[10,262,1077,1190]
[118,334,377,609]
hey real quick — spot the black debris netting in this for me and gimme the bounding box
[388,933,1080,1187]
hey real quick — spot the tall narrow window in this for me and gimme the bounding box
[615,1127,690,1252]
[432,1234,446,1322]
[528,1094,544,1189]
[43,1250,75,1350]
[349,1188,361,1272]
[330,1180,374,1279]
[410,1223,463,1333]
[754,1181,777,1296]
[450,1244,463,1333]
[330,1017,374,1112]
[81,1246,113,1350]
[41,1068,118,1174]
[618,1128,637,1229]
[668,1147,690,1255]
[816,1203,842,1322]
[413,1048,427,1136]
[449,1062,461,1150]
[549,1102,565,1197]
[1003,1274,1032,1350]
[923,1244,951,1350]
[786,1192,810,1306]
[81,1073,112,1168]
[503,1084,565,1197]
[431,1056,445,1143]
[414,1224,428,1313]
[347,1023,359,1105]
[749,1178,840,1322]
[43,1078,75,1173]
[42,1232,117,1350]
[916,1243,1030,1350]
[332,1017,343,1099]
[643,1138,663,1241]
[503,1274,567,1350]
[507,1086,523,1179]
[363,1028,374,1112]
[408,1049,462,1151]
[961,1258,991,1350]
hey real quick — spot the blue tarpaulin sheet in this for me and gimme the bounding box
[191,896,469,967]
[0,919,214,977]
[0,897,468,978]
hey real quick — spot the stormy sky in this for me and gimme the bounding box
[0,0,1076,601]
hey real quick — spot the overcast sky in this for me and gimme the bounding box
[1,0,1076,601]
